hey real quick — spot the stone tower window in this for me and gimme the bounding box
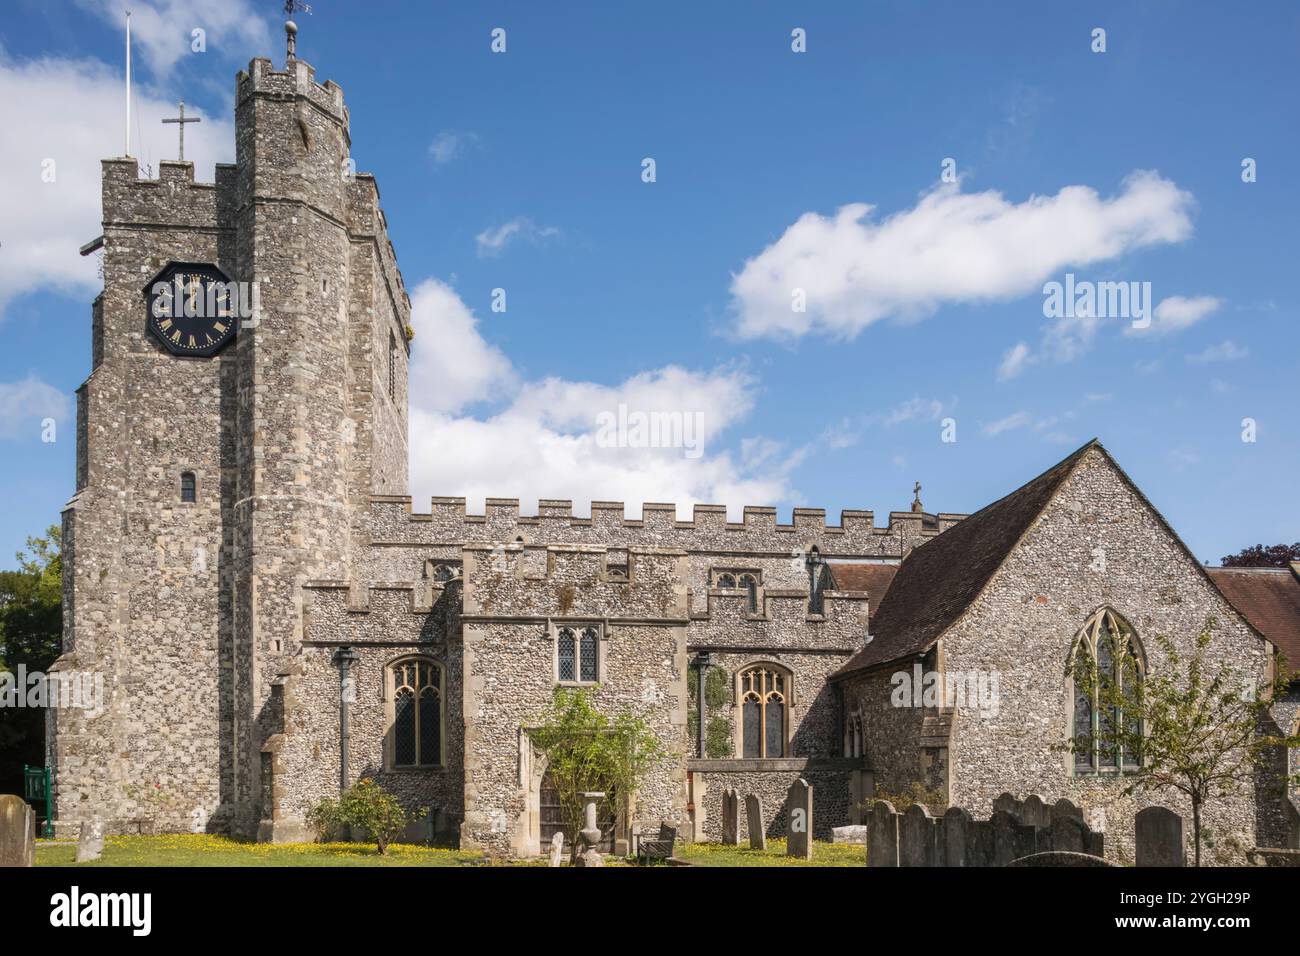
[1069,608,1144,774]
[737,664,791,758]
[389,658,443,768]
[712,570,762,613]
[556,625,600,684]
[180,471,197,503]
[388,331,397,403]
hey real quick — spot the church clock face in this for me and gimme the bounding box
[143,262,239,358]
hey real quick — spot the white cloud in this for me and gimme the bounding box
[77,0,271,75]
[0,375,72,440]
[0,51,235,315]
[981,411,1032,437]
[1125,295,1221,338]
[1186,340,1249,364]
[729,171,1195,341]
[874,396,951,427]
[428,130,478,166]
[997,341,1033,380]
[475,217,560,258]
[407,282,798,518]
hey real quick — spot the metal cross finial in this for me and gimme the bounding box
[912,480,924,513]
[161,100,201,161]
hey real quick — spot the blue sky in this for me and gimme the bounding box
[1,0,1297,565]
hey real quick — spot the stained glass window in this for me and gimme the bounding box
[738,665,789,758]
[1070,609,1143,775]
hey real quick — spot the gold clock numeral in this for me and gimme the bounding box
[188,335,198,348]
[213,322,227,334]
[160,318,173,330]
[171,330,182,344]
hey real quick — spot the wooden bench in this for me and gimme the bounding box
[636,824,678,864]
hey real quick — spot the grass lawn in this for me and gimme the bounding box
[35,834,506,867]
[674,838,865,867]
[34,834,865,867]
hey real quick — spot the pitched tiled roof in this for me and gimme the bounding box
[833,441,1097,679]
[824,562,898,618]
[1206,566,1300,672]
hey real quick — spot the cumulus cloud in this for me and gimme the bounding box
[729,171,1195,341]
[1125,295,1222,338]
[407,282,799,517]
[77,0,271,75]
[475,217,560,258]
[0,375,72,440]
[0,51,234,315]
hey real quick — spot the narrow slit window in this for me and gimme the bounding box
[180,472,197,503]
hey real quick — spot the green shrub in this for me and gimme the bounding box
[307,779,423,855]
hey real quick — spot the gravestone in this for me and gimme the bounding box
[721,788,739,846]
[548,831,564,867]
[745,794,766,850]
[992,793,1022,817]
[76,818,105,863]
[941,807,972,867]
[990,809,1035,866]
[899,804,938,866]
[1051,814,1088,853]
[785,778,813,860]
[1135,806,1185,867]
[1021,794,1051,830]
[0,795,34,867]
[1051,797,1084,824]
[831,825,868,845]
[867,800,899,867]
[965,819,995,867]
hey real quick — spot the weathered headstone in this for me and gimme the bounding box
[990,809,1035,866]
[721,787,739,846]
[745,794,766,850]
[1021,794,1050,831]
[1135,806,1185,867]
[1051,797,1084,825]
[966,819,995,867]
[941,807,972,867]
[0,795,35,867]
[547,830,564,867]
[867,800,899,867]
[785,777,813,860]
[76,818,105,863]
[831,825,868,845]
[992,792,1022,817]
[899,804,939,866]
[574,792,605,868]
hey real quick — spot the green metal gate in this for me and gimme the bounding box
[23,765,53,838]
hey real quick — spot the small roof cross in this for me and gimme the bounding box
[161,100,201,162]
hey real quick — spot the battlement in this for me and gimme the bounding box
[237,56,348,128]
[365,495,965,557]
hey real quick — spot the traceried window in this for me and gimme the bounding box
[431,564,456,583]
[716,572,737,588]
[391,658,442,768]
[180,472,197,503]
[557,626,599,684]
[739,664,789,758]
[1070,608,1143,774]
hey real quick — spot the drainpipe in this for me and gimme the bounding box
[695,650,711,758]
[333,646,359,793]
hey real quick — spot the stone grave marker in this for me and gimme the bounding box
[786,778,813,860]
[745,794,766,850]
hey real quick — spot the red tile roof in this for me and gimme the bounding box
[825,562,898,617]
[1207,566,1300,672]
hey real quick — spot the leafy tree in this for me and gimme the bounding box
[0,526,63,794]
[529,687,663,860]
[1220,543,1300,568]
[1069,616,1300,865]
[306,778,422,855]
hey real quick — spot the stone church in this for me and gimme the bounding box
[49,37,1299,860]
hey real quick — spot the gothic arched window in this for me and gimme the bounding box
[432,564,456,583]
[1070,608,1143,774]
[180,471,197,503]
[716,572,737,589]
[738,664,790,758]
[391,658,442,768]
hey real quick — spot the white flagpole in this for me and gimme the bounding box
[125,10,132,156]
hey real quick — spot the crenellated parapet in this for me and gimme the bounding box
[362,496,965,561]
[688,587,871,651]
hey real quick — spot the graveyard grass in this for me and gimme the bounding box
[34,834,864,866]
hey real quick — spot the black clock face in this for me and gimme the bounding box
[143,262,239,358]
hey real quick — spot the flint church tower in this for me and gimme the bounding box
[51,23,412,837]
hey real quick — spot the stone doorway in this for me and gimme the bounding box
[539,771,615,853]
